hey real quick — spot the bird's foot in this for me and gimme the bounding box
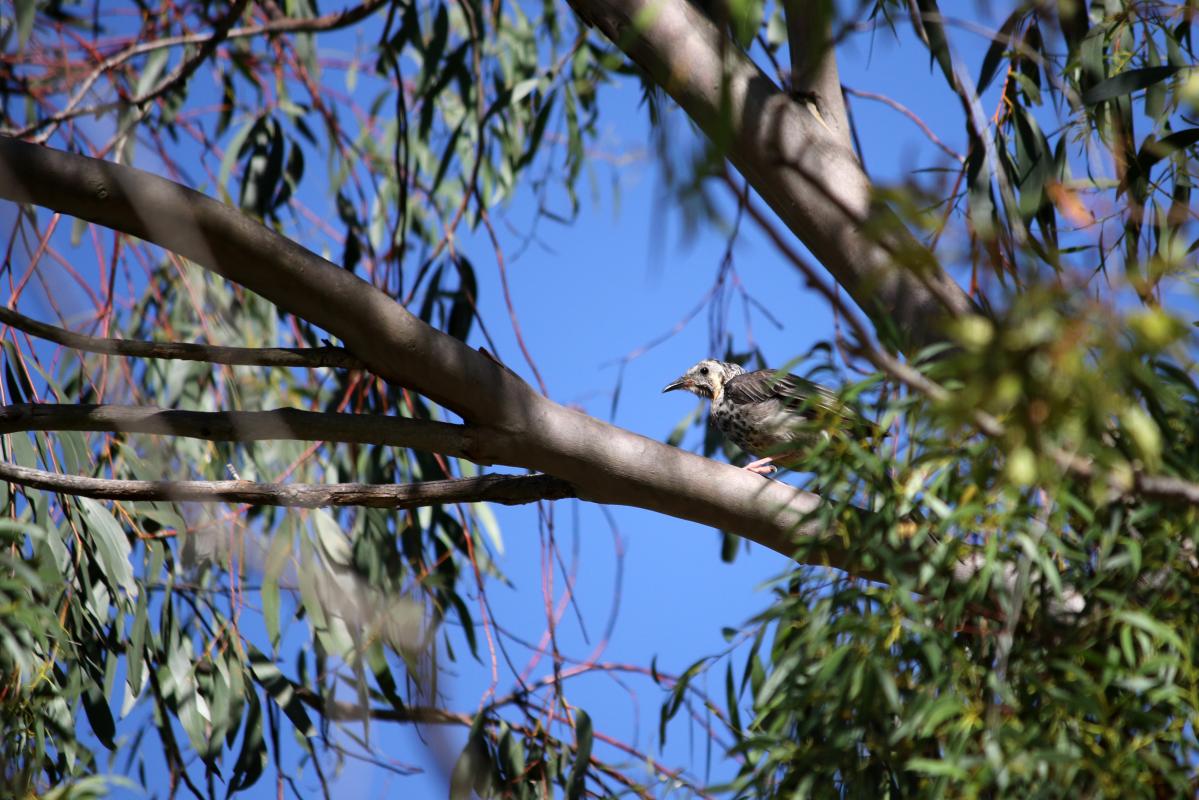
[743,458,777,475]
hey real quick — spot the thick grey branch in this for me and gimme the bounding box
[0,461,572,508]
[0,306,362,368]
[0,403,470,455]
[566,0,971,348]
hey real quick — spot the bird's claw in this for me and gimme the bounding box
[743,458,777,475]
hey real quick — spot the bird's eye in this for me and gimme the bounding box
[699,366,709,376]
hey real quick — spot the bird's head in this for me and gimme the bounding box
[662,359,745,401]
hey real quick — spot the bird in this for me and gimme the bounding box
[662,358,861,474]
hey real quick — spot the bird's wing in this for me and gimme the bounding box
[724,371,852,420]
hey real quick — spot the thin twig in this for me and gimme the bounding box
[0,306,363,368]
[6,0,390,140]
[843,87,964,163]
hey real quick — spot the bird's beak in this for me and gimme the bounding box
[662,376,691,393]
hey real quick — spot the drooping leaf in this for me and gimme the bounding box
[135,48,171,99]
[976,8,1025,94]
[226,690,266,796]
[914,0,957,91]
[449,728,491,800]
[565,710,593,800]
[247,647,315,738]
[78,498,136,602]
[1081,66,1182,106]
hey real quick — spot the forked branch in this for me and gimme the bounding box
[781,0,850,139]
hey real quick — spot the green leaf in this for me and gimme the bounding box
[247,646,315,737]
[471,501,504,556]
[907,757,969,779]
[1144,38,1166,124]
[126,588,149,695]
[271,139,305,210]
[58,430,89,474]
[262,524,292,649]
[724,662,742,736]
[1077,24,1106,95]
[448,591,479,659]
[135,48,171,98]
[449,732,490,800]
[976,8,1025,93]
[510,77,540,105]
[1137,128,1199,174]
[966,135,996,238]
[499,725,525,782]
[447,255,477,342]
[82,686,116,750]
[1012,107,1051,218]
[219,116,258,196]
[78,498,137,602]
[565,710,593,800]
[14,0,36,52]
[235,116,284,217]
[1117,610,1184,653]
[313,509,352,566]
[4,341,35,403]
[422,5,450,91]
[70,216,88,247]
[914,0,956,91]
[43,776,138,799]
[217,71,236,138]
[719,530,740,563]
[1081,66,1182,106]
[227,690,266,796]
[727,0,763,51]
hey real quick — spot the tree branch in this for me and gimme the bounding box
[0,142,1104,617]
[0,139,1084,621]
[565,0,971,349]
[0,306,363,368]
[0,403,471,454]
[0,460,573,508]
[781,0,850,139]
[0,138,830,564]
